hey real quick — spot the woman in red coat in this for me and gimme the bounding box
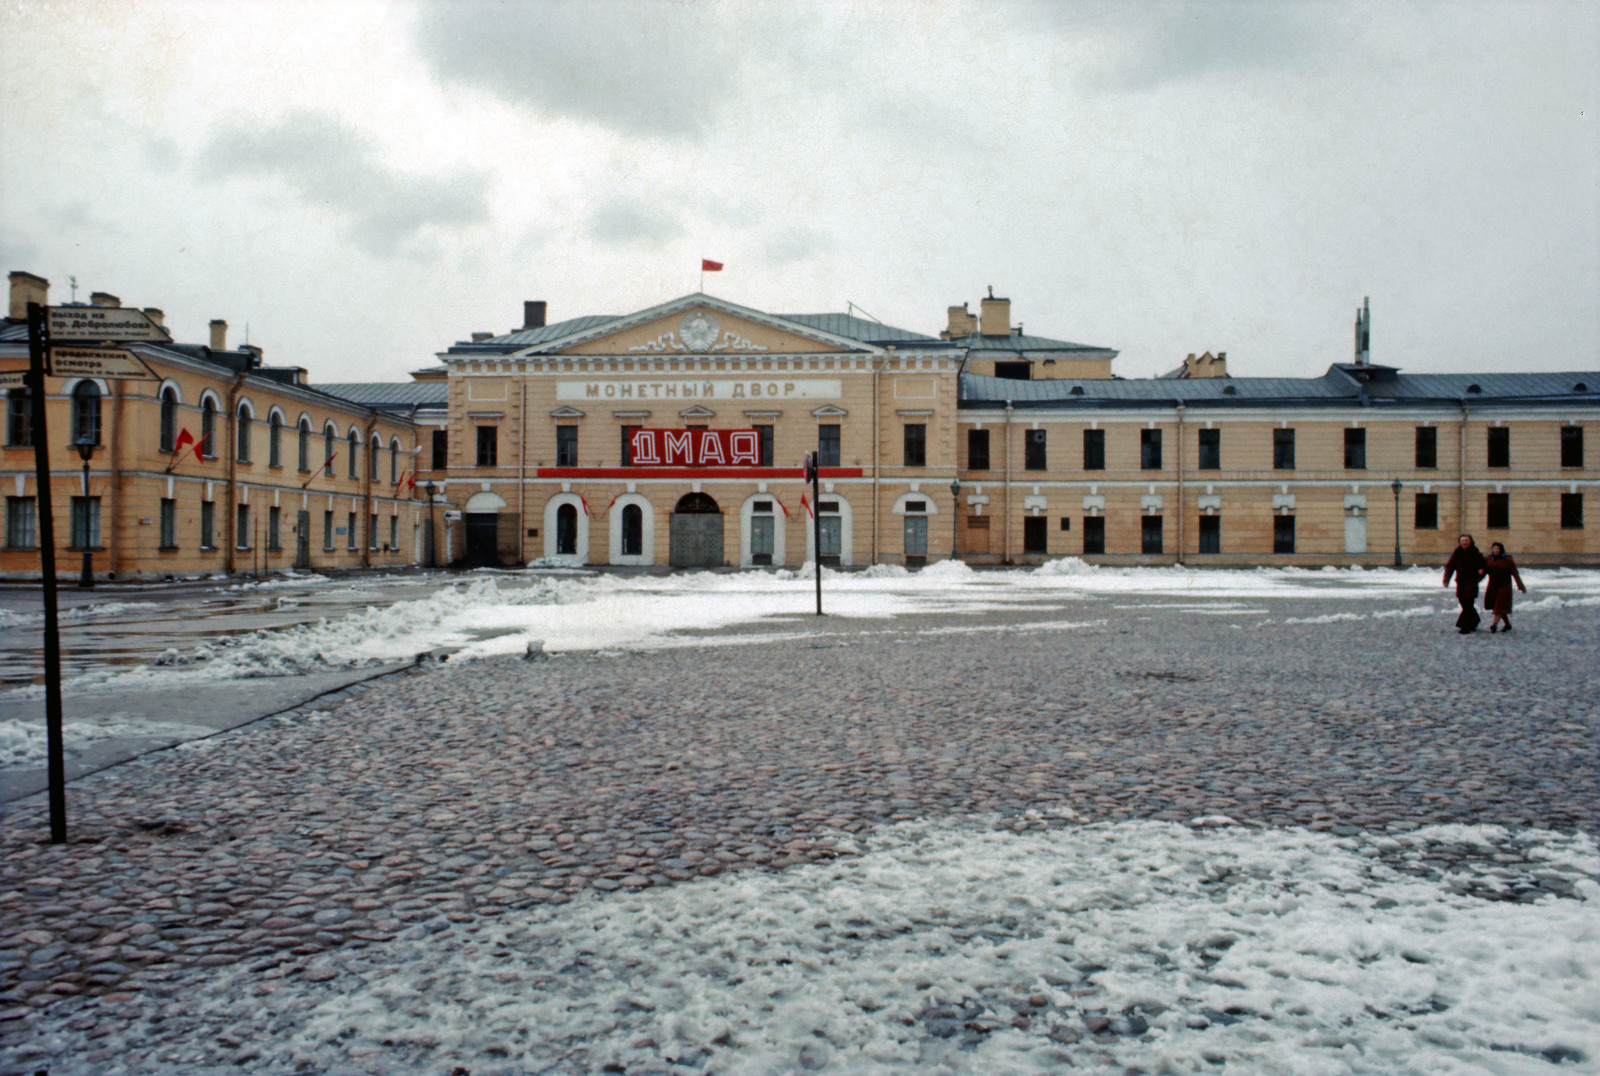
[1482,541,1527,633]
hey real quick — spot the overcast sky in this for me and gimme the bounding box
[2,0,1595,382]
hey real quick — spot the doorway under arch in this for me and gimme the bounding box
[669,492,723,567]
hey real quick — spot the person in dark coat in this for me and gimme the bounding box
[1482,541,1527,633]
[1442,534,1486,634]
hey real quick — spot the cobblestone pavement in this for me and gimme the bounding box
[2,596,1596,1073]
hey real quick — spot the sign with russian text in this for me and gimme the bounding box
[629,428,760,467]
[0,370,26,389]
[47,306,170,342]
[46,346,156,380]
[556,378,840,402]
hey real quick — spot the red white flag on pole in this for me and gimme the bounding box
[701,259,723,272]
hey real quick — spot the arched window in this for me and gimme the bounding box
[298,419,311,472]
[556,503,579,555]
[269,412,283,467]
[201,397,218,458]
[236,403,252,462]
[72,381,102,446]
[7,387,32,447]
[324,424,337,475]
[347,430,359,478]
[389,440,400,484]
[159,386,178,452]
[621,504,643,556]
[370,435,381,478]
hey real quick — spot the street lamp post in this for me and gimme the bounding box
[949,477,961,561]
[1391,478,1403,568]
[74,435,96,588]
[423,481,438,569]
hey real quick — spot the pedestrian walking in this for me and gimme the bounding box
[1483,541,1527,634]
[1442,534,1487,634]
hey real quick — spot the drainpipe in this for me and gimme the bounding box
[363,415,378,568]
[108,379,125,578]
[1003,400,1013,564]
[1174,402,1185,565]
[1458,400,1469,534]
[224,372,245,574]
[517,377,528,566]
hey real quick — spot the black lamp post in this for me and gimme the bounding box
[74,434,96,588]
[949,477,961,561]
[1390,477,1403,568]
[423,481,438,569]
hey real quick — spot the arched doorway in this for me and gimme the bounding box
[464,491,507,567]
[669,492,723,568]
[556,503,579,554]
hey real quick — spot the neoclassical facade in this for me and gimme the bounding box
[415,292,1597,568]
[2,272,427,580]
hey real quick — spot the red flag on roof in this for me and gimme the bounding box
[701,259,723,272]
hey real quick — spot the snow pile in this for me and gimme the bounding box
[0,600,159,629]
[1032,556,1100,577]
[0,715,215,768]
[66,819,1597,1075]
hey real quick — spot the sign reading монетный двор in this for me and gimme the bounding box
[555,379,842,402]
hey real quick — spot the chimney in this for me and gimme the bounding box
[523,300,547,330]
[942,303,975,340]
[89,291,121,308]
[240,343,263,367]
[142,307,164,327]
[8,271,48,319]
[210,319,228,350]
[1354,297,1370,366]
[979,286,1011,337]
[471,331,493,342]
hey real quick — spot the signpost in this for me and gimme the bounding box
[28,304,167,844]
[805,451,822,615]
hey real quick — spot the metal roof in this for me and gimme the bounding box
[778,313,939,345]
[960,367,1600,409]
[317,382,449,408]
[447,315,621,353]
[950,331,1117,357]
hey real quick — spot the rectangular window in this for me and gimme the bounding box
[431,429,448,471]
[556,425,578,467]
[69,497,101,549]
[1273,428,1295,470]
[1024,429,1047,471]
[903,514,928,556]
[1486,427,1510,468]
[967,429,990,470]
[1486,493,1509,530]
[1415,427,1437,469]
[1082,516,1105,555]
[235,504,250,549]
[6,496,36,549]
[1344,428,1366,470]
[1274,516,1296,554]
[1561,426,1583,468]
[323,510,334,551]
[1561,493,1584,529]
[1141,515,1163,554]
[619,425,637,466]
[1023,516,1048,554]
[903,424,926,467]
[1059,516,1071,531]
[200,501,215,549]
[1197,515,1220,554]
[753,424,773,467]
[347,512,358,550]
[993,361,1030,380]
[1140,428,1162,470]
[1083,428,1105,471]
[267,506,281,551]
[1197,428,1220,470]
[1414,493,1439,530]
[476,425,497,468]
[369,513,379,550]
[6,389,30,446]
[818,425,841,468]
[389,515,398,549]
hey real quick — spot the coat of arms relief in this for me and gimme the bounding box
[628,311,770,354]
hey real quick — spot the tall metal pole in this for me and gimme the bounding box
[78,452,94,588]
[1392,478,1403,568]
[27,302,68,843]
[811,452,822,616]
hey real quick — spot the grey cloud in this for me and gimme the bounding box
[414,0,739,139]
[588,200,682,247]
[1026,0,1331,92]
[761,227,832,267]
[199,111,490,257]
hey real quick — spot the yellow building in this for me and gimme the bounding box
[409,292,1597,568]
[2,272,427,581]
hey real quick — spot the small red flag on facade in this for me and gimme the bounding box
[701,259,723,272]
[173,428,195,454]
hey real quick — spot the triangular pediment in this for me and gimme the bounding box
[515,294,872,357]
